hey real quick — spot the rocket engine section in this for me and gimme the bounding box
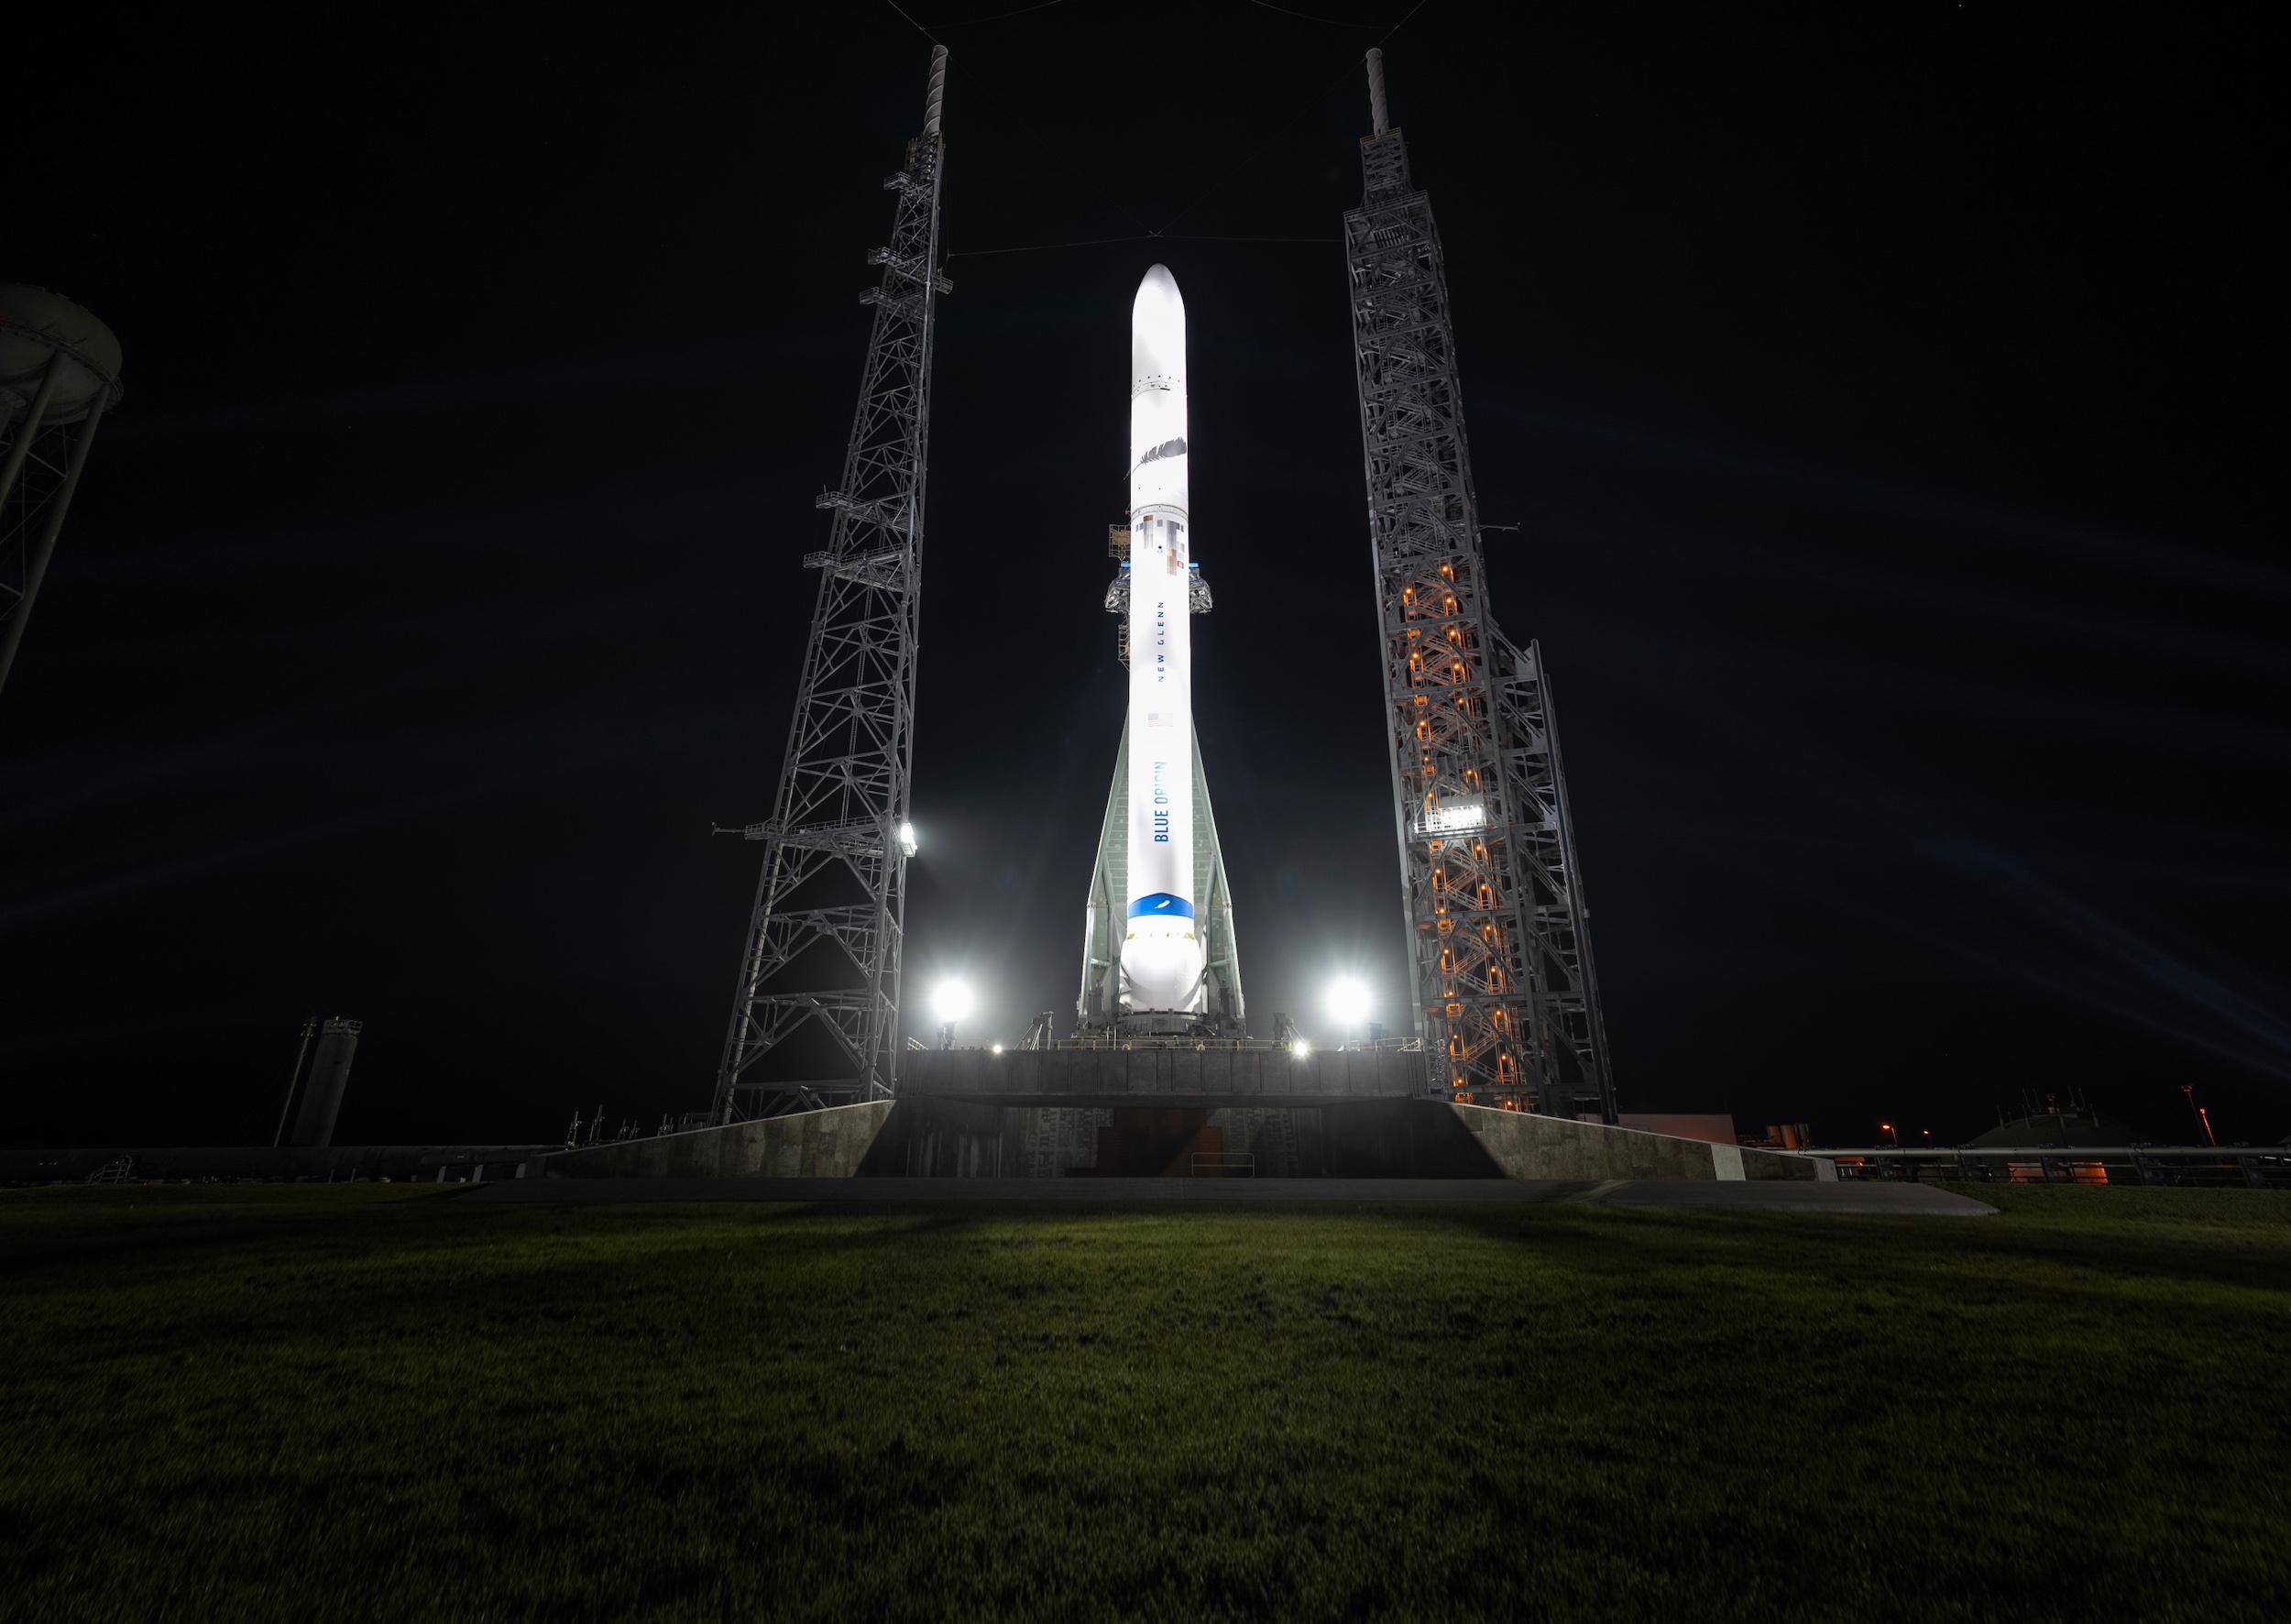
[1121,266,1206,1015]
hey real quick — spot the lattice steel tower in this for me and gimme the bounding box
[1343,50,1617,1120]
[1,286,123,700]
[712,47,951,1123]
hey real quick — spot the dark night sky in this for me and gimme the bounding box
[5,4,2282,1149]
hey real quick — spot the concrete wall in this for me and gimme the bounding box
[1311,1099,1490,1178]
[1448,1103,1822,1181]
[549,1100,1035,1180]
[897,1046,1420,1105]
[547,1102,893,1179]
[866,1100,1025,1178]
[1618,1113,1738,1147]
[1205,1108,1312,1177]
[539,1096,1832,1183]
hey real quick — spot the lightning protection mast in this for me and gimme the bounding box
[712,47,950,1123]
[1343,49,1617,1120]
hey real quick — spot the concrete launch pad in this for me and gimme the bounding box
[476,1175,1991,1215]
[544,1077,1836,1187]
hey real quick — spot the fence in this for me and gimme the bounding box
[1826,1146,2289,1190]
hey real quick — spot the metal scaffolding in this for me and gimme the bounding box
[712,47,951,1123]
[1342,49,1617,1120]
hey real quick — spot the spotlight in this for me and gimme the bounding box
[931,979,974,1023]
[1324,976,1371,1028]
[897,821,918,858]
[1420,801,1486,835]
[1290,1037,1311,1059]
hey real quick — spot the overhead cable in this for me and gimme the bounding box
[949,232,1338,260]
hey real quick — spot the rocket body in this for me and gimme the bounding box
[1122,265,1206,1015]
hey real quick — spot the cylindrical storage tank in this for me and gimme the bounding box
[0,285,123,426]
[290,1017,363,1147]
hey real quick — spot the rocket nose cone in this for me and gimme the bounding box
[1135,263,1183,320]
[1133,264,1185,380]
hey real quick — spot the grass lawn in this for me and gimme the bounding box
[2,1184,2286,1621]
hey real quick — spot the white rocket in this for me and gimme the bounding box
[1121,265,1207,1015]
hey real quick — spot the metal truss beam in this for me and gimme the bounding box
[1343,50,1616,1120]
[711,47,950,1124]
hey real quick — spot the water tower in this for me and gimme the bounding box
[0,285,123,698]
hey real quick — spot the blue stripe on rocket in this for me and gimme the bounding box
[1128,893,1195,920]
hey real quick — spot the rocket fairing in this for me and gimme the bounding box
[1121,265,1207,1015]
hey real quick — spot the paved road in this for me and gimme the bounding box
[468,1176,1994,1216]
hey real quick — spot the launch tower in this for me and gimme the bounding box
[1343,51,1617,1119]
[711,48,951,1123]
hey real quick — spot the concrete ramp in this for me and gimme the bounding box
[542,1097,1838,1185]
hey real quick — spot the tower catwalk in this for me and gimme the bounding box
[1343,49,1617,1119]
[712,47,950,1124]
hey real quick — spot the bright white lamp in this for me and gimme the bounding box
[1324,976,1371,1028]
